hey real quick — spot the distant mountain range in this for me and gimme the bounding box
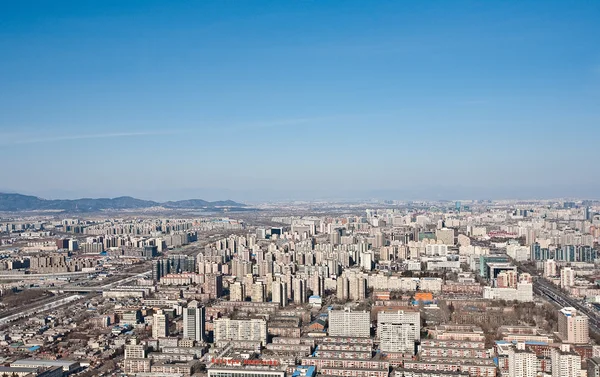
[0,193,246,212]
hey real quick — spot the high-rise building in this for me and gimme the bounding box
[337,271,367,301]
[310,275,324,297]
[377,310,420,353]
[558,307,589,344]
[183,300,205,343]
[272,279,287,307]
[507,344,536,377]
[348,275,367,301]
[328,308,370,338]
[544,259,557,277]
[293,277,306,304]
[560,267,575,289]
[551,346,581,377]
[230,281,245,302]
[251,282,265,302]
[152,310,168,339]
[214,318,267,345]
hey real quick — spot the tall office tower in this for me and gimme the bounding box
[272,279,288,307]
[544,259,557,277]
[214,318,267,345]
[183,300,205,342]
[508,344,537,377]
[230,282,245,302]
[328,308,370,338]
[551,346,582,377]
[377,310,420,353]
[293,278,306,304]
[251,282,265,302]
[558,307,589,344]
[560,267,575,288]
[152,310,168,339]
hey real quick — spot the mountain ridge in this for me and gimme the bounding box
[0,193,246,212]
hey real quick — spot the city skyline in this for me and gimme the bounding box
[2,1,599,200]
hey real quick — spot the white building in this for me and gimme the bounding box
[377,310,420,353]
[214,318,267,345]
[507,343,536,377]
[328,308,370,338]
[551,346,581,377]
[152,310,168,339]
[560,267,575,289]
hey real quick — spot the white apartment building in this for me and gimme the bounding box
[560,267,575,289]
[507,344,536,377]
[214,318,267,345]
[551,346,581,377]
[377,310,420,353]
[328,308,370,338]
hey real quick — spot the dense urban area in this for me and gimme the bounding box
[1,199,600,377]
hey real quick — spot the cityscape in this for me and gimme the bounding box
[1,199,600,377]
[1,2,600,377]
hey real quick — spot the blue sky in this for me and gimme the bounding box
[0,1,599,201]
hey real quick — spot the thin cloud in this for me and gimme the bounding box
[0,130,179,146]
[223,113,388,133]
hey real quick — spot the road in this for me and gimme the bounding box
[533,278,600,336]
[518,262,600,336]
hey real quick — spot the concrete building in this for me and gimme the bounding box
[507,343,536,377]
[152,310,168,339]
[183,300,205,342]
[272,279,287,307]
[558,307,589,344]
[230,282,245,302]
[328,308,370,338]
[560,267,575,289]
[435,228,455,245]
[551,346,581,377]
[252,282,265,302]
[544,259,557,277]
[214,318,268,345]
[124,338,147,359]
[377,310,420,353]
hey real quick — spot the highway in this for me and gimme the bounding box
[533,278,600,336]
[518,262,600,336]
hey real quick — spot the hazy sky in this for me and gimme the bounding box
[1,1,599,201]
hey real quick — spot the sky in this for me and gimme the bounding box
[0,1,599,202]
